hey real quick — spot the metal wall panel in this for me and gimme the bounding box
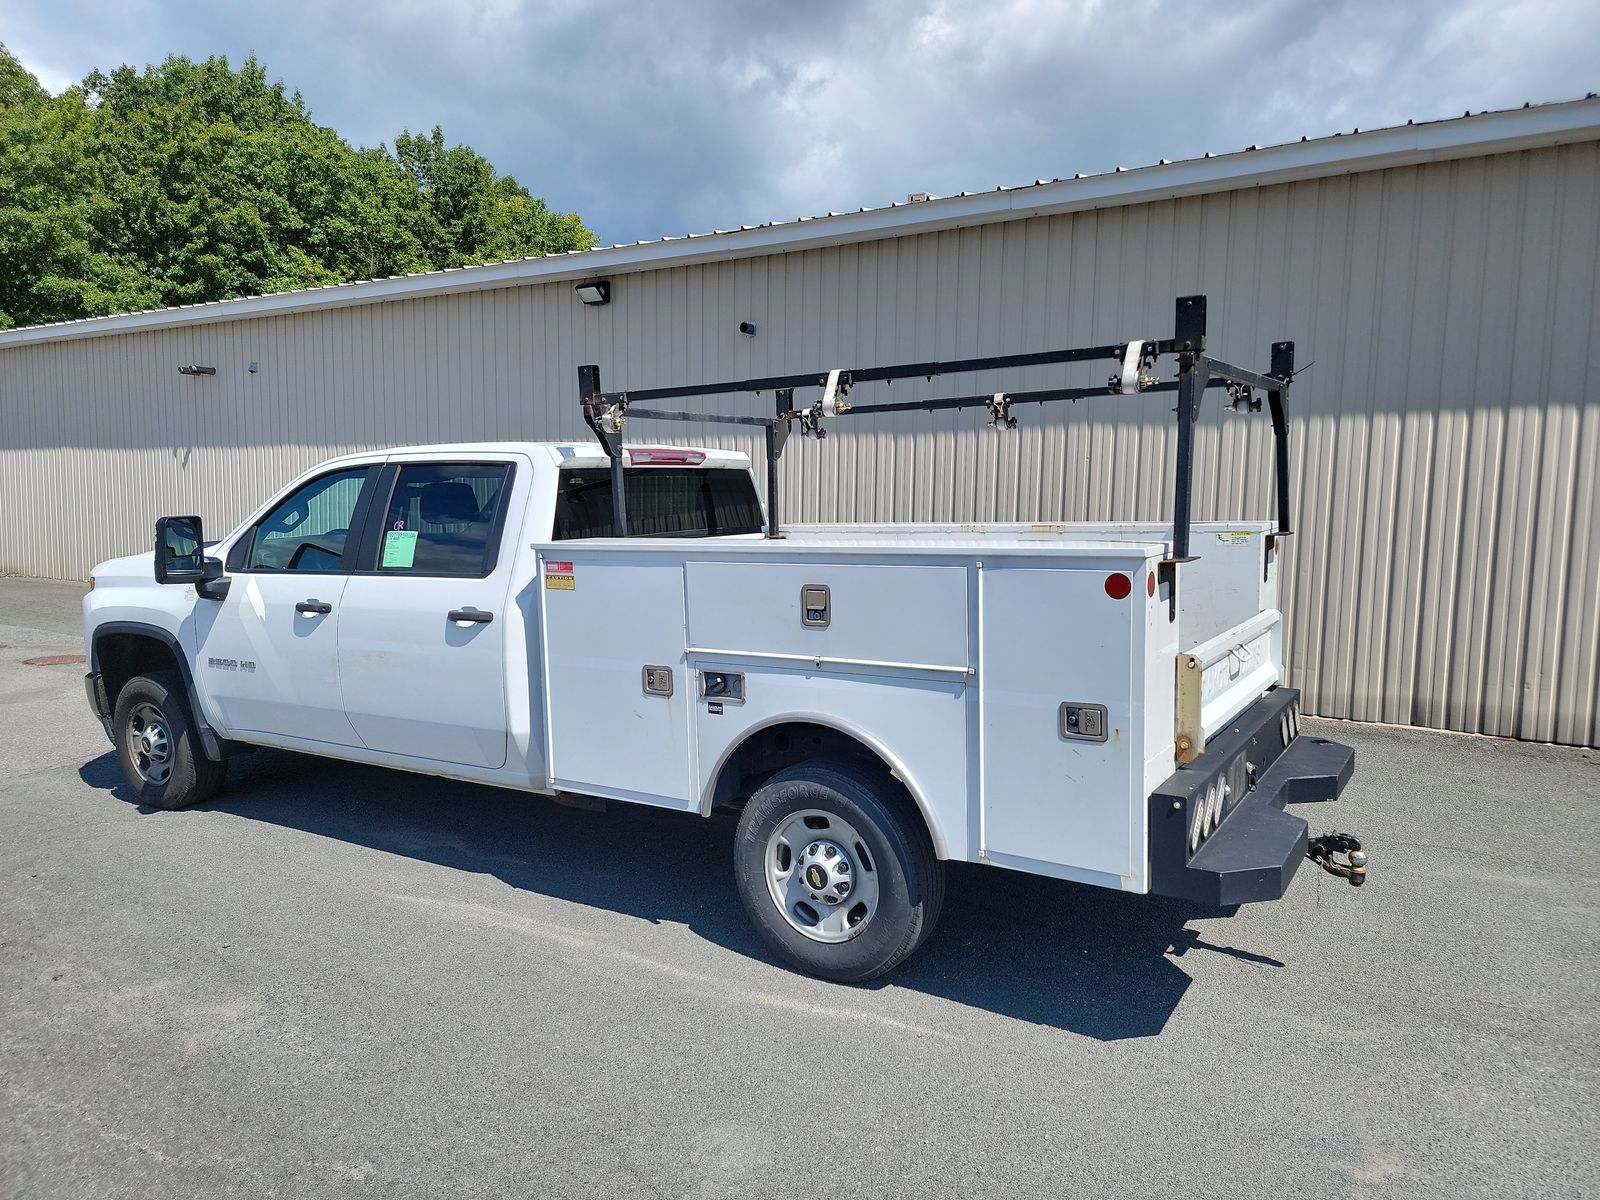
[2,142,1597,744]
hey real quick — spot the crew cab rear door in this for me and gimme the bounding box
[335,455,524,770]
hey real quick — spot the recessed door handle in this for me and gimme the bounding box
[295,599,333,614]
[448,608,494,624]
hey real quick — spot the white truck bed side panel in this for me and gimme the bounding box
[684,557,972,860]
[690,664,971,860]
[788,520,1274,649]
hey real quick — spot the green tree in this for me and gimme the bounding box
[0,48,597,329]
[394,125,596,268]
[0,41,46,113]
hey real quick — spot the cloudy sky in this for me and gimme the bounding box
[7,0,1597,246]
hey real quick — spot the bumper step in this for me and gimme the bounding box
[1186,795,1309,906]
[1148,689,1356,906]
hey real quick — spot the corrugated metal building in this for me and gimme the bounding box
[3,99,1598,745]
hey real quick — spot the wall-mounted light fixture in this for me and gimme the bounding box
[177,364,217,376]
[574,281,611,306]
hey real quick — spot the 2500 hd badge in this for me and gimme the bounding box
[207,656,256,672]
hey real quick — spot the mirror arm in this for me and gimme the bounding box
[195,556,229,601]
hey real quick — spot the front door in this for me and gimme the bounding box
[193,465,376,746]
[336,458,520,770]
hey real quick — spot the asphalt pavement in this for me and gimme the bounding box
[1,577,1596,1199]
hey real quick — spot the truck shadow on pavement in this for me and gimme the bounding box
[80,748,1279,1041]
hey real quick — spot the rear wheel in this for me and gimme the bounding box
[112,671,225,810]
[733,760,943,983]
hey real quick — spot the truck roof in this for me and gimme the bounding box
[311,441,752,471]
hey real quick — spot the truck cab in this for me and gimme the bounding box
[85,441,765,781]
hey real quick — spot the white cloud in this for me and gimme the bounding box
[4,0,1595,245]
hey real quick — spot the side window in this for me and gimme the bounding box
[377,462,513,577]
[241,468,370,572]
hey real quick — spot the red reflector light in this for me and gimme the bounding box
[1105,572,1132,600]
[628,447,705,465]
[1147,571,1156,598]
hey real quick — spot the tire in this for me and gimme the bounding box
[733,760,944,983]
[112,670,226,810]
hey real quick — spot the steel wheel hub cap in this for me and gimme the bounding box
[764,809,881,944]
[128,703,173,785]
[798,839,853,905]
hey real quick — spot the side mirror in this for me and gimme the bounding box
[154,515,207,584]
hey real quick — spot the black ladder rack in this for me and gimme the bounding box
[577,294,1294,565]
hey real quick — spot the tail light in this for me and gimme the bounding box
[628,448,705,466]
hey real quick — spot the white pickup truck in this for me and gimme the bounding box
[82,296,1362,981]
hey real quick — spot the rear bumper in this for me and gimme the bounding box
[1148,688,1354,906]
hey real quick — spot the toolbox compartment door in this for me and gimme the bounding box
[540,553,695,809]
[978,563,1143,883]
[684,561,969,669]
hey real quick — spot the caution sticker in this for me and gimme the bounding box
[1216,530,1253,545]
[544,560,575,590]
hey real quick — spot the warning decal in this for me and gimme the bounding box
[544,560,575,590]
[1216,530,1253,545]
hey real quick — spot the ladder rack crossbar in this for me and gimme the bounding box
[594,342,1151,406]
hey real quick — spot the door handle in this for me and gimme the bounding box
[447,608,494,624]
[295,599,333,615]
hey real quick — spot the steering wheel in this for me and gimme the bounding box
[287,536,346,570]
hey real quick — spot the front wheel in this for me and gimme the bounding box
[733,761,944,983]
[112,671,226,810]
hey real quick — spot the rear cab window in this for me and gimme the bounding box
[554,467,763,539]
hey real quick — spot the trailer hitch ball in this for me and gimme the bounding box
[1307,832,1367,887]
[1346,848,1368,886]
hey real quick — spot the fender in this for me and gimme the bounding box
[701,711,953,860]
[88,620,227,761]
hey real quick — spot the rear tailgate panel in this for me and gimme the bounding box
[1176,609,1284,761]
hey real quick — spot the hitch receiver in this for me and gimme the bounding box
[1307,831,1367,887]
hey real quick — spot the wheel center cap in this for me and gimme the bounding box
[799,840,852,905]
